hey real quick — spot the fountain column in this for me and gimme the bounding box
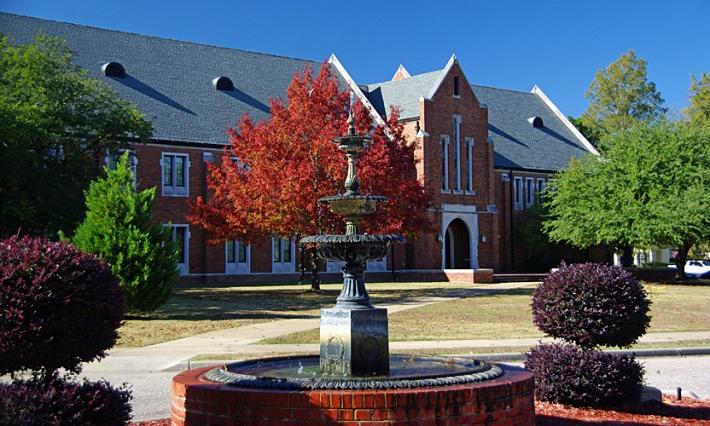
[306,113,398,377]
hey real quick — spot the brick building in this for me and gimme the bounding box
[1,13,606,281]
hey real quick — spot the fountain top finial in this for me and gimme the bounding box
[347,110,356,136]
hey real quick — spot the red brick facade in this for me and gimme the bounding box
[125,62,600,280]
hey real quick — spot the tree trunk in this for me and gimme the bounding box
[309,246,321,292]
[620,245,634,267]
[298,240,305,285]
[674,241,692,280]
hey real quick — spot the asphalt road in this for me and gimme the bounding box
[81,355,710,422]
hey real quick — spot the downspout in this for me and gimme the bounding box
[509,168,514,271]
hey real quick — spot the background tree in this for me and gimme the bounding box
[684,72,710,125]
[568,116,601,146]
[544,121,710,276]
[189,65,431,290]
[73,153,178,312]
[513,204,553,271]
[0,34,152,238]
[580,50,665,139]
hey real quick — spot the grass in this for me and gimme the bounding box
[189,339,710,361]
[258,282,710,345]
[116,281,476,347]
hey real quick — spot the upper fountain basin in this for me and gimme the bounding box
[320,194,387,217]
[300,234,404,263]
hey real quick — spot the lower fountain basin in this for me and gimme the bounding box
[203,355,503,390]
[300,234,404,263]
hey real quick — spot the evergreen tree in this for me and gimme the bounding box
[684,73,710,125]
[73,153,178,312]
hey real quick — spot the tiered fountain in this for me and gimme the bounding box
[171,114,535,425]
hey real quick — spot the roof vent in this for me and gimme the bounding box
[212,76,234,91]
[101,62,125,78]
[528,116,544,128]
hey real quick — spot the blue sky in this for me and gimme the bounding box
[2,0,708,117]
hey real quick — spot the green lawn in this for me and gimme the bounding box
[259,283,710,345]
[117,281,476,347]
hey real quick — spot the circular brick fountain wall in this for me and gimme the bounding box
[171,364,534,425]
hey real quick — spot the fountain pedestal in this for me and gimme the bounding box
[320,307,389,376]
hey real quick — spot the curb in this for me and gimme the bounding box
[165,346,710,371]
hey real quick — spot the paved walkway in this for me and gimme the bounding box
[83,281,710,373]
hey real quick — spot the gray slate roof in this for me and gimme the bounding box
[363,71,593,172]
[0,13,320,145]
[1,12,591,171]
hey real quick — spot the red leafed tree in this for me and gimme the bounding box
[189,65,431,290]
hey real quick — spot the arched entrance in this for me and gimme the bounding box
[444,218,471,269]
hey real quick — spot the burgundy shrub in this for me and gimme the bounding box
[525,343,644,407]
[0,373,132,425]
[532,262,651,348]
[0,236,125,375]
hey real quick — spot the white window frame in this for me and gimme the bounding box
[166,224,190,275]
[514,177,523,210]
[537,178,546,203]
[452,116,462,193]
[272,237,295,273]
[441,135,450,193]
[106,149,138,188]
[226,240,250,274]
[525,177,535,208]
[161,152,190,197]
[465,137,474,194]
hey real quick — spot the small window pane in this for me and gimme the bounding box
[273,238,281,262]
[175,156,185,187]
[175,227,185,263]
[163,156,173,186]
[226,240,235,263]
[238,242,247,263]
[283,240,291,263]
[441,141,447,190]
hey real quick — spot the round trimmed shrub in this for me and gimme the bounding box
[524,343,644,407]
[0,236,125,375]
[532,262,651,348]
[0,373,132,425]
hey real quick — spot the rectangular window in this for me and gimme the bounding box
[465,137,474,193]
[273,238,281,262]
[453,76,460,97]
[453,116,461,192]
[537,178,546,203]
[441,135,450,192]
[526,177,535,208]
[162,153,189,196]
[283,241,291,263]
[165,224,189,275]
[227,240,247,264]
[514,177,523,210]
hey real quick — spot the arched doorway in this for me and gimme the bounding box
[444,218,471,269]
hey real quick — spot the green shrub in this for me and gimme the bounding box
[73,152,178,312]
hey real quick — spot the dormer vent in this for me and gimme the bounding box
[528,116,544,128]
[212,76,234,91]
[101,62,125,78]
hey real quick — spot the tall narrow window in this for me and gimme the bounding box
[161,153,189,196]
[273,238,281,262]
[226,240,249,274]
[165,224,189,275]
[526,177,535,208]
[453,116,461,192]
[465,137,474,193]
[453,76,460,97]
[441,135,450,192]
[537,178,546,203]
[514,177,523,210]
[272,238,294,273]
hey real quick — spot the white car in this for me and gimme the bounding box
[669,260,710,278]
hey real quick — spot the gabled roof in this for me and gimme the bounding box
[363,68,595,172]
[0,12,320,145]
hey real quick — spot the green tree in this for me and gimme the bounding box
[580,50,665,138]
[684,72,710,125]
[568,116,602,146]
[0,34,152,238]
[73,153,178,312]
[544,122,710,277]
[514,203,553,271]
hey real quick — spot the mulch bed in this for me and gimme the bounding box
[130,395,710,425]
